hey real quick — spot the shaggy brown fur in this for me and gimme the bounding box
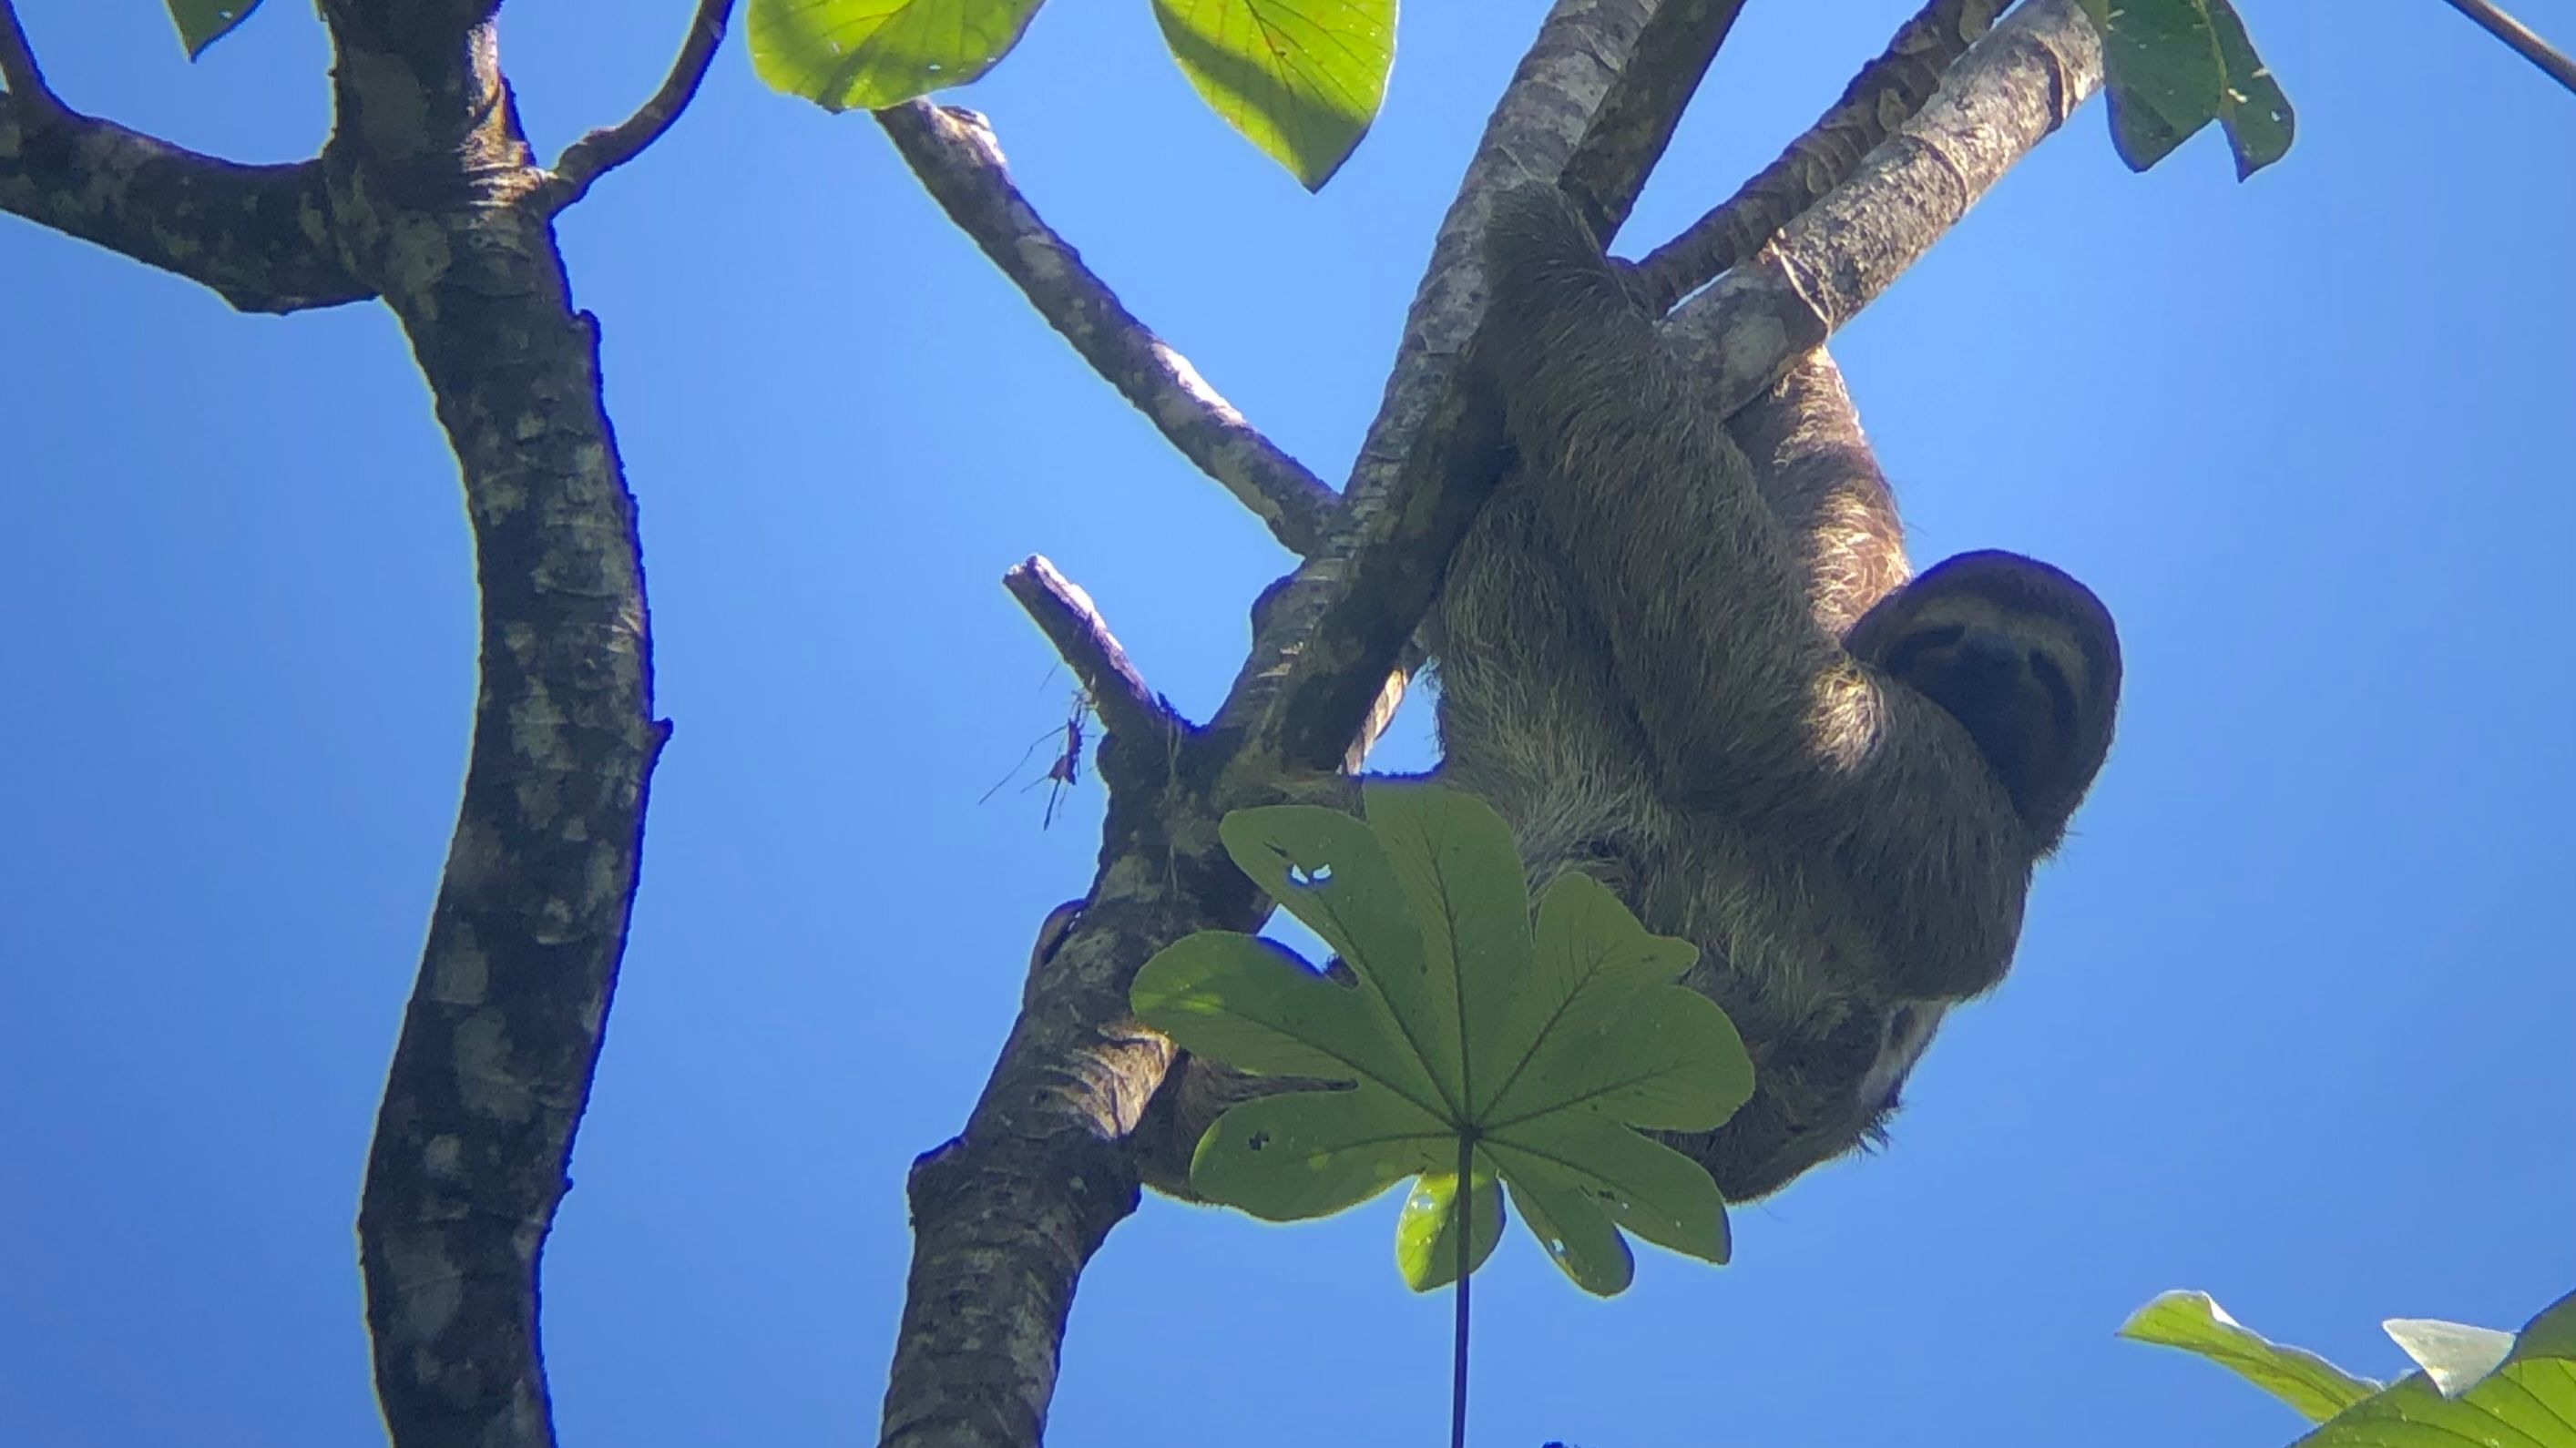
[1431,186,2121,1200]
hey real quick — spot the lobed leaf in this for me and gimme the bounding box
[1188,1086,1448,1220]
[1131,930,1438,1108]
[1135,782,1748,1295]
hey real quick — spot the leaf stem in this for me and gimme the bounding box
[1450,1136,1473,1448]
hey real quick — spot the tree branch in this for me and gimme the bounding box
[0,108,367,312]
[878,100,1342,557]
[298,10,664,1448]
[0,0,65,126]
[1630,0,2003,314]
[535,0,737,211]
[1660,0,2104,415]
[878,3,2117,1442]
[1002,554,1179,751]
[2437,0,2576,97]
[1225,0,1754,770]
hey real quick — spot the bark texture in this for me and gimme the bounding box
[5,2,724,1443]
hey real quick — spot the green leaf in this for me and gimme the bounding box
[1487,872,1750,1133]
[1131,780,1752,1296]
[1396,1172,1502,1291]
[2119,1290,2381,1423]
[1131,931,1432,1099]
[2202,1,2293,178]
[1188,1086,1448,1219]
[2122,1290,2576,1448]
[1151,0,1393,190]
[2288,1291,2576,1448]
[748,0,1046,112]
[1488,1109,1728,1269]
[1505,1171,1632,1297]
[167,0,262,58]
[2076,0,2294,178]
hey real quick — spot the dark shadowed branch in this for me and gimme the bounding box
[1630,0,2005,313]
[0,6,364,316]
[879,99,1342,556]
[1225,0,1760,769]
[12,0,688,1442]
[0,0,65,125]
[297,4,700,1446]
[537,0,739,210]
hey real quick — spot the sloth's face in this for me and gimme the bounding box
[1847,548,2122,843]
[1882,618,2079,817]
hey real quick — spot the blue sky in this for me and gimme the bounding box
[3,2,2571,1444]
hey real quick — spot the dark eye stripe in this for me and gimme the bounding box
[1879,623,1964,680]
[2029,650,2078,739]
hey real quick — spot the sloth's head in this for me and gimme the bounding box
[1845,549,2122,849]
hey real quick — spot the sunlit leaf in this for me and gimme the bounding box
[1396,1172,1502,1291]
[2123,1289,2576,1448]
[1132,781,1751,1296]
[2119,1290,2380,1423]
[748,0,1046,112]
[1151,0,1393,190]
[168,0,262,59]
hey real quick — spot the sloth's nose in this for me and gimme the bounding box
[1952,629,2022,683]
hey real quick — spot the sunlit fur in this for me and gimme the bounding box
[1424,188,2124,1201]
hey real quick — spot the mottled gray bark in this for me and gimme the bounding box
[4,2,731,1444]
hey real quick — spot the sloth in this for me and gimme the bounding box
[1429,185,2122,1200]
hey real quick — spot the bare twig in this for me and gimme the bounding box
[1003,555,1181,749]
[1631,0,2003,313]
[879,101,1342,556]
[0,0,64,125]
[2438,0,2576,96]
[535,0,737,210]
[1661,0,2105,418]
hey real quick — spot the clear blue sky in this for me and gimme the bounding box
[3,3,2570,1445]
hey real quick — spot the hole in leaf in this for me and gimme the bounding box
[1286,862,1333,890]
[1246,1130,1272,1152]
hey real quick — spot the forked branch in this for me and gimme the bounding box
[1631,0,2005,313]
[1660,0,2106,417]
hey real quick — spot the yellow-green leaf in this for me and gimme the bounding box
[1396,1171,1503,1291]
[749,0,1046,112]
[2117,1290,2386,1423]
[1151,0,1393,190]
